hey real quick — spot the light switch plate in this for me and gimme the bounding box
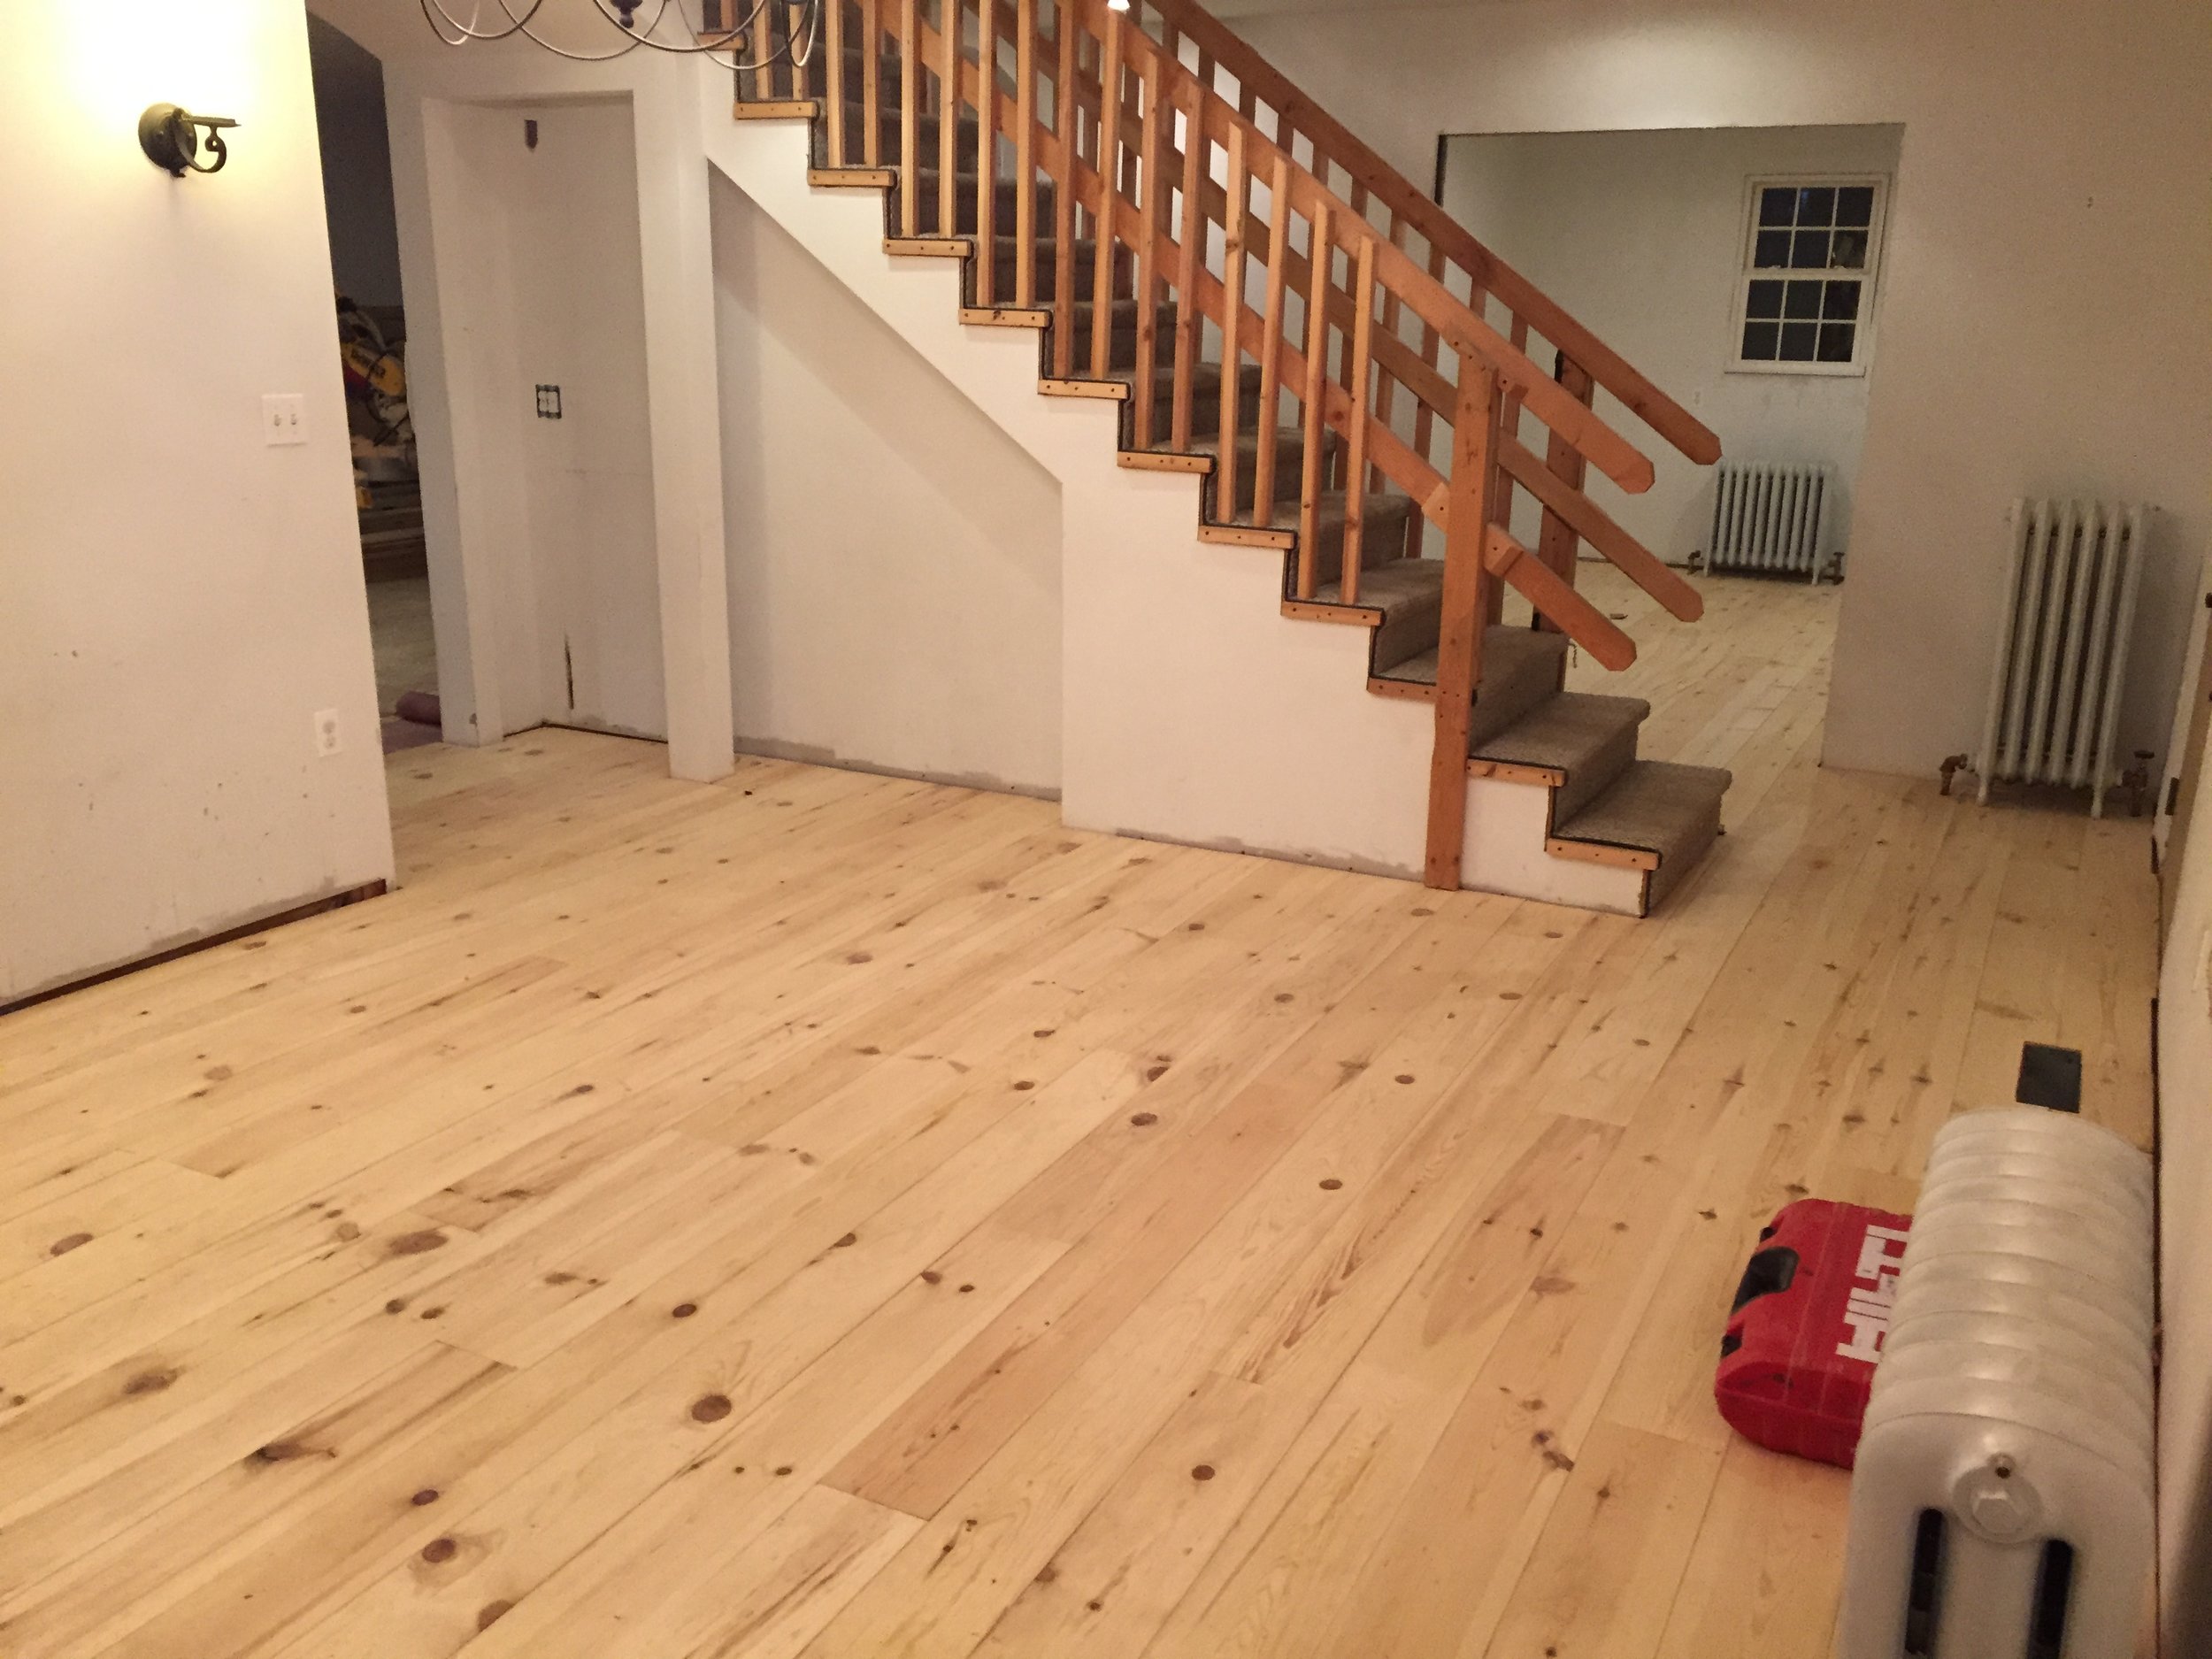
[263,393,308,446]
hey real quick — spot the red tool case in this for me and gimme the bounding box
[1715,1198,1912,1468]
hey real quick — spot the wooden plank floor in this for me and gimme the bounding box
[0,570,2156,1659]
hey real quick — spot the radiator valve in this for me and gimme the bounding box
[1938,754,1970,796]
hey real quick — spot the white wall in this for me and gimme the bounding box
[0,0,395,1004]
[1442,124,1900,567]
[437,98,666,740]
[1221,0,2212,783]
[308,1,735,779]
[711,175,1064,795]
[705,111,1436,879]
[306,13,402,308]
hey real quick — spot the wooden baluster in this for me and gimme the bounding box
[1408,241,1444,553]
[1015,0,1037,305]
[1088,5,1122,379]
[825,0,848,164]
[1133,52,1164,449]
[1052,0,1078,375]
[1295,201,1332,599]
[1373,216,1408,503]
[1424,352,1502,891]
[900,0,920,234]
[1252,151,1291,530]
[1340,235,1376,605]
[939,0,960,236]
[1486,311,1531,626]
[1217,123,1248,521]
[1169,88,1203,451]
[1532,352,1597,623]
[861,0,881,165]
[975,0,996,300]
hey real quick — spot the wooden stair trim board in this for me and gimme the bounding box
[1470,757,1566,789]
[1120,451,1213,474]
[810,167,898,187]
[1039,378,1129,400]
[1545,837,1661,872]
[885,236,972,257]
[1282,598,1380,627]
[962,305,1052,327]
[1199,523,1294,549]
[1367,677,1437,704]
[733,100,820,119]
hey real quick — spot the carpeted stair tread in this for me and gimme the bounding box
[1552,758,1731,912]
[1466,627,1571,748]
[1473,691,1649,772]
[1472,690,1649,821]
[1308,550,1444,608]
[1375,623,1567,691]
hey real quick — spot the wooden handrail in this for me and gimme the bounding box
[1140,0,1722,468]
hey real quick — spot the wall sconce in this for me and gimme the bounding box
[138,104,239,177]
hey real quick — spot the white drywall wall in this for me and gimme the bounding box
[437,98,667,741]
[1220,0,2212,783]
[307,3,734,778]
[711,177,1064,795]
[1441,125,1900,567]
[703,109,1434,875]
[306,13,403,308]
[0,0,394,1003]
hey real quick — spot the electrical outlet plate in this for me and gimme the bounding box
[313,709,342,757]
[263,393,307,446]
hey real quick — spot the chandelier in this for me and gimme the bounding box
[417,0,821,66]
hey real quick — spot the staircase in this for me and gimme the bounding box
[718,0,1729,916]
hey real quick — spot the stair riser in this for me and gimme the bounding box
[1549,721,1641,824]
[1641,802,1723,913]
[1370,575,1443,669]
[1467,639,1567,751]
[909,180,1063,237]
[1130,376,1263,448]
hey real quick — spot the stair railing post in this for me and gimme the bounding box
[1294,199,1332,600]
[939,0,961,236]
[1014,0,1038,306]
[862,0,881,165]
[899,0,920,234]
[825,0,848,164]
[1169,82,1204,452]
[1250,151,1291,530]
[1532,349,1596,628]
[1052,0,1078,374]
[1132,50,1164,449]
[975,0,997,300]
[1424,350,1502,891]
[1216,121,1248,520]
[1087,2,1123,380]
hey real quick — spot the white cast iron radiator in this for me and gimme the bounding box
[1836,1108,2154,1659]
[1974,500,2149,818]
[1707,463,1832,580]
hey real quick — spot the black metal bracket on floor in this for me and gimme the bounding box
[2016,1041,2084,1113]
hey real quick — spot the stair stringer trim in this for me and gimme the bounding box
[701,94,1435,879]
[1461,773,1647,916]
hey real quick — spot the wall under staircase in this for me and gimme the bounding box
[703,97,1443,879]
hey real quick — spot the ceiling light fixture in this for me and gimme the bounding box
[417,0,818,67]
[138,104,240,176]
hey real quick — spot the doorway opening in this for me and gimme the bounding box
[1435,123,1903,762]
[308,15,441,755]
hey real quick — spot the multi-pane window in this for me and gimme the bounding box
[1735,177,1886,373]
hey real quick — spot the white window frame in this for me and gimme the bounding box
[1727,173,1889,378]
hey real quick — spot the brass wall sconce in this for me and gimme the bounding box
[138,104,240,177]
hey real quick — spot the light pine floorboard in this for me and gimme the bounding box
[0,570,2157,1659]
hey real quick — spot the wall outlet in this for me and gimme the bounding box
[263,394,308,446]
[313,709,342,757]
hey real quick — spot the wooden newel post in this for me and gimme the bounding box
[1423,351,1503,891]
